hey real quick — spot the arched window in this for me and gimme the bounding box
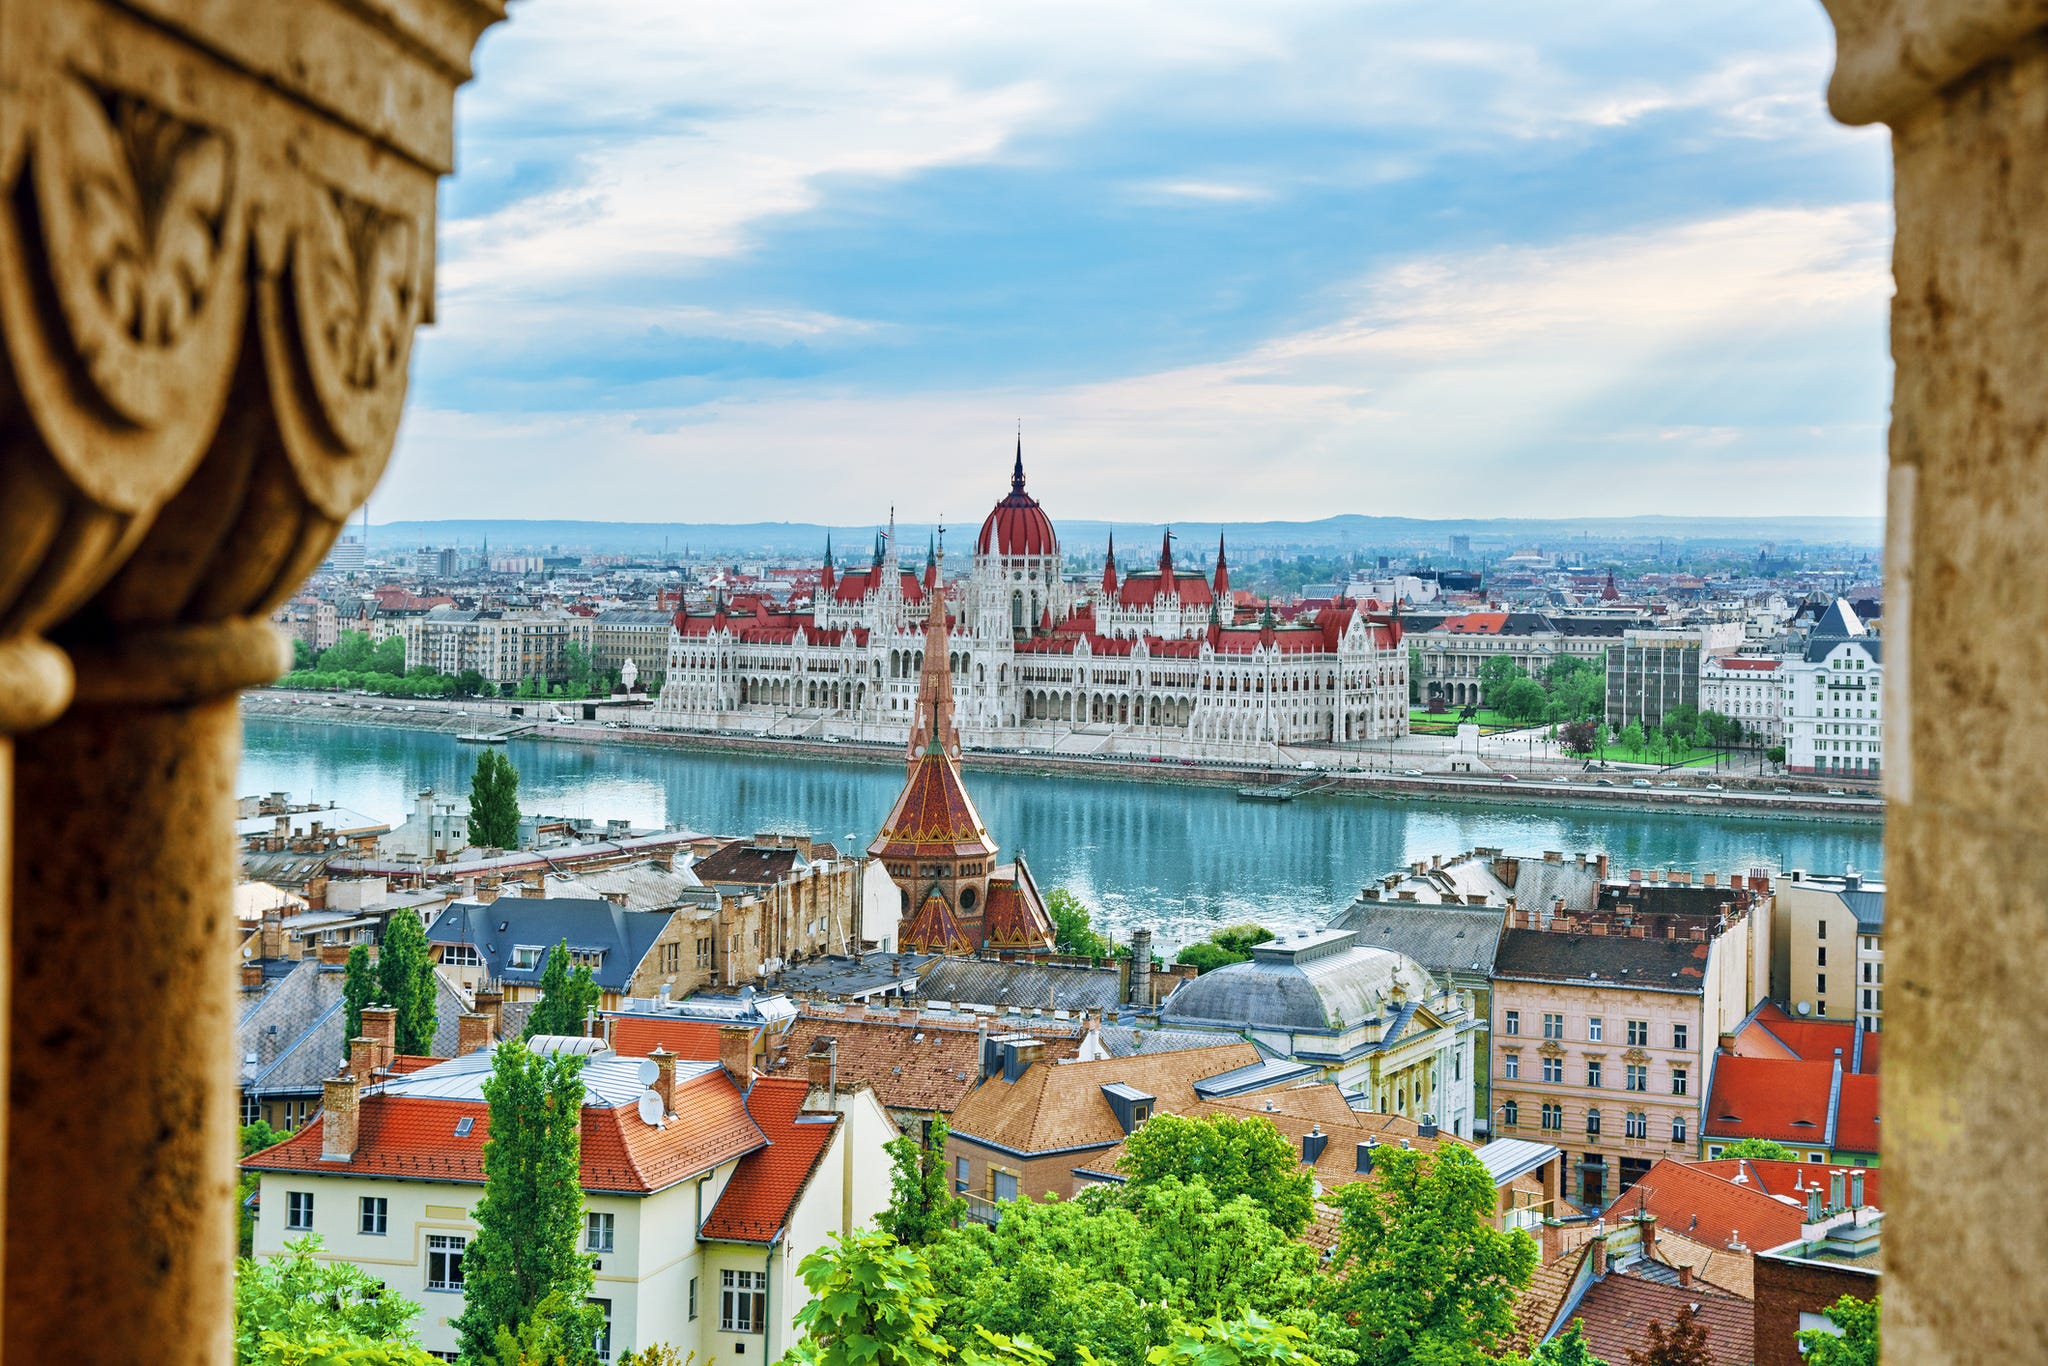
[1586,1108,1602,1135]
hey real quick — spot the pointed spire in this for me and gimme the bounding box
[1213,531,1230,601]
[1159,525,1174,580]
[1101,533,1119,596]
[1012,430,1026,494]
[1260,596,1276,630]
[821,534,836,591]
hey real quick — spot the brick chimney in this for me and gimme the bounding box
[650,1046,678,1117]
[317,941,350,966]
[719,1024,754,1085]
[321,1073,361,1162]
[1591,1235,1607,1277]
[240,961,265,990]
[349,1036,377,1081]
[1638,1210,1658,1257]
[260,906,285,960]
[457,1010,493,1056]
[361,1005,397,1069]
[473,987,503,1041]
[1595,853,1609,881]
[806,1037,839,1109]
[1676,1263,1693,1288]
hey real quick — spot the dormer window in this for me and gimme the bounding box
[509,945,544,971]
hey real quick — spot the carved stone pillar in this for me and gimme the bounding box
[0,1,504,1361]
[1818,1,2048,1359]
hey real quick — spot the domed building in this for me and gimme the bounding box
[653,441,1410,755]
[1160,929,1479,1136]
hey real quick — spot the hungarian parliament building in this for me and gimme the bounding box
[651,448,1411,753]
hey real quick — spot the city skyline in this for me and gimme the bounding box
[383,1,1890,523]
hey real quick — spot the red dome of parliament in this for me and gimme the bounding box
[976,442,1058,558]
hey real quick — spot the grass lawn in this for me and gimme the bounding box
[1581,742,1724,769]
[1409,708,1527,732]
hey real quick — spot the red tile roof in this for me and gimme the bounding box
[868,750,999,862]
[1687,1158,1883,1211]
[243,1068,764,1195]
[700,1076,840,1243]
[1629,1157,1806,1252]
[1834,1073,1880,1153]
[1568,1271,1753,1366]
[1740,1003,1863,1064]
[1703,1056,1838,1144]
[609,1017,728,1062]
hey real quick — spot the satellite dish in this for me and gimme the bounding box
[1796,1000,1812,1016]
[241,944,254,960]
[636,1058,660,1086]
[637,1090,665,1127]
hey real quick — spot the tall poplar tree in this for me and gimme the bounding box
[523,941,600,1041]
[881,1115,966,1246]
[453,1040,602,1364]
[343,943,378,1042]
[467,750,522,850]
[377,912,439,1056]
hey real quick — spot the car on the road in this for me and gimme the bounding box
[1595,778,1616,787]
[1705,783,1725,792]
[1549,776,1569,784]
[1498,773,1519,782]
[1774,786,1792,794]
[1631,777,1653,788]
[1827,788,1848,796]
[1402,768,1425,777]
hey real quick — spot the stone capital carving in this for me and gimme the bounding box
[0,0,505,705]
[1820,0,2048,125]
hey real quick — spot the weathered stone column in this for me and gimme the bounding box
[0,1,504,1360]
[1818,2,2048,1358]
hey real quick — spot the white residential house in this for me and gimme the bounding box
[244,1028,895,1362]
[1781,600,1883,779]
[1698,655,1786,745]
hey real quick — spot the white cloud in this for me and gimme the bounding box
[391,203,1891,521]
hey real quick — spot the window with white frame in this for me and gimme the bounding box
[1672,1067,1689,1097]
[954,1157,970,1194]
[241,1093,261,1127]
[586,1211,615,1253]
[1540,1103,1562,1131]
[1541,1057,1562,1084]
[1672,1116,1688,1144]
[509,945,544,970]
[441,944,483,967]
[286,1191,314,1231]
[721,1269,767,1332]
[359,1196,388,1236]
[1542,1013,1564,1040]
[1673,1023,1688,1051]
[1586,1059,1603,1088]
[590,1298,613,1361]
[1503,1052,1519,1080]
[1626,1020,1648,1047]
[689,1276,698,1321]
[1626,1064,1648,1092]
[1625,1111,1648,1139]
[427,1234,467,1291]
[1503,1010,1520,1036]
[1587,1017,1603,1042]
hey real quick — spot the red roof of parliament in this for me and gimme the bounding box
[977,444,1058,557]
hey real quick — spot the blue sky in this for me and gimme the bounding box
[379,1,1891,524]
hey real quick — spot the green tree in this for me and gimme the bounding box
[1047,889,1113,959]
[1115,1114,1314,1237]
[524,941,601,1041]
[1145,1314,1320,1366]
[1765,744,1787,766]
[1213,925,1274,956]
[1619,721,1645,756]
[236,1234,434,1366]
[1495,678,1549,724]
[1627,1306,1712,1366]
[454,1040,596,1364]
[469,749,522,849]
[475,1289,607,1366]
[1716,1138,1796,1161]
[564,642,595,694]
[377,912,439,1056]
[317,630,376,673]
[343,942,379,1043]
[1498,1321,1608,1366]
[884,1115,968,1246]
[789,1231,953,1366]
[1794,1294,1878,1366]
[1479,655,1527,705]
[369,634,407,676]
[291,637,316,671]
[457,668,489,697]
[1175,925,1273,975]
[1320,1144,1536,1366]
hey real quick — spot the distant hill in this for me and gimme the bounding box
[366,514,1883,558]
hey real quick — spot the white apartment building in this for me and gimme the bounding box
[245,1032,894,1363]
[1781,600,1883,779]
[400,608,594,687]
[1699,655,1786,744]
[1771,869,1886,1029]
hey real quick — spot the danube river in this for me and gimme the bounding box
[243,719,1884,948]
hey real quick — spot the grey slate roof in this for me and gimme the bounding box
[1803,597,1883,663]
[1162,931,1434,1034]
[429,899,675,993]
[1326,900,1506,976]
[1492,927,1710,992]
[1841,888,1885,931]
[915,957,1125,1011]
[236,959,471,1099]
[562,859,703,909]
[1092,1025,1253,1058]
